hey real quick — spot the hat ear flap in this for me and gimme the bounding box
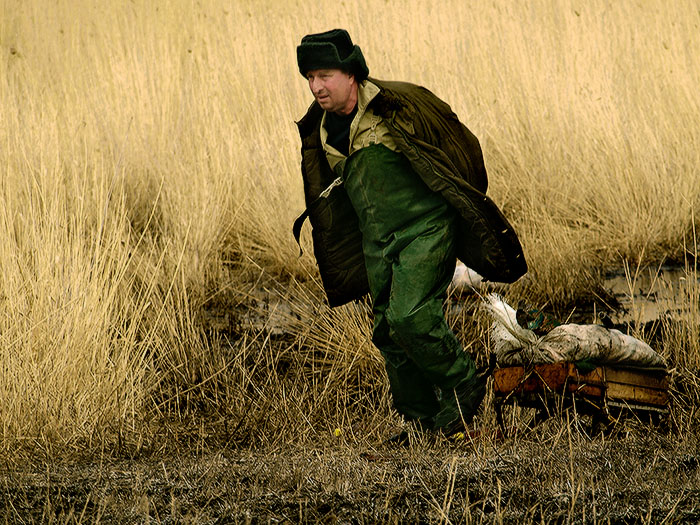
[345,45,369,81]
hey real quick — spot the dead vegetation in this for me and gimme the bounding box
[2,0,700,522]
[2,406,700,523]
[2,281,699,522]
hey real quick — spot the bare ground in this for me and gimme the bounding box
[2,414,699,524]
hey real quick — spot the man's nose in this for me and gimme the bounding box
[310,78,322,93]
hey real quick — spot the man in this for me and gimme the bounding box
[294,29,527,437]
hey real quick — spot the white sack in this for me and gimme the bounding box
[484,294,667,369]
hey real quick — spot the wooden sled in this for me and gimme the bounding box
[493,362,670,433]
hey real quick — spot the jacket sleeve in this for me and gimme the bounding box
[296,104,370,306]
[405,85,488,194]
[376,80,527,283]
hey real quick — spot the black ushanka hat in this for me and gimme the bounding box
[297,29,369,81]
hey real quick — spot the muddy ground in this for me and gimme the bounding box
[2,415,699,524]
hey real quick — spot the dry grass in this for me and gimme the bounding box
[1,0,700,521]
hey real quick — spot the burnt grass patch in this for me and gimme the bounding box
[2,418,700,523]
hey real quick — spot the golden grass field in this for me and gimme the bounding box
[1,0,699,521]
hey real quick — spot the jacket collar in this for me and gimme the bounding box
[318,80,381,155]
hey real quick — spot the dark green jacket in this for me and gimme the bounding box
[295,78,527,307]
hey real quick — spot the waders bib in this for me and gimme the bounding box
[342,144,484,431]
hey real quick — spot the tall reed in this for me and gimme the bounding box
[1,0,698,448]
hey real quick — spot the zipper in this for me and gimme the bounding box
[318,176,343,199]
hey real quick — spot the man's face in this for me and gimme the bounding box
[306,69,357,115]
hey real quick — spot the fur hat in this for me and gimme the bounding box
[297,29,369,81]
